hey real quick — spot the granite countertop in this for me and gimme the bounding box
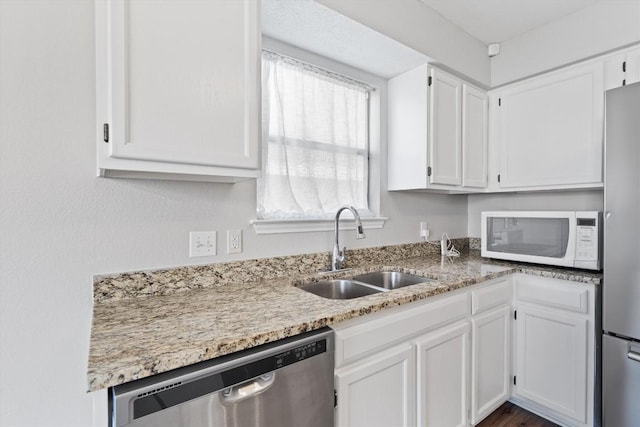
[87,249,601,392]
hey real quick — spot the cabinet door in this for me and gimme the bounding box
[428,68,462,186]
[626,48,640,86]
[462,84,488,188]
[604,53,627,90]
[471,306,511,425]
[335,344,415,427]
[514,304,588,423]
[497,62,603,189]
[97,0,259,169]
[416,321,470,427]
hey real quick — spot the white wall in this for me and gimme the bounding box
[317,0,491,87]
[491,1,640,86]
[0,2,467,426]
[467,191,604,237]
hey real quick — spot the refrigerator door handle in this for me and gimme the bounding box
[628,350,640,363]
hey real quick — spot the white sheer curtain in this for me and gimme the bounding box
[258,51,371,219]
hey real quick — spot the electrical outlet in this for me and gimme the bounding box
[420,221,430,239]
[189,231,216,257]
[227,229,242,254]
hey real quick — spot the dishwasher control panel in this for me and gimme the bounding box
[275,339,327,368]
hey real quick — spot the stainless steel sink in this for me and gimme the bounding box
[351,271,432,290]
[297,279,384,299]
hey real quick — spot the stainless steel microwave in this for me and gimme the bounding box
[481,211,601,270]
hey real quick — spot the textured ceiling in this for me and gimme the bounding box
[262,0,430,78]
[416,0,597,44]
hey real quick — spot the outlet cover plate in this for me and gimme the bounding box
[227,229,242,254]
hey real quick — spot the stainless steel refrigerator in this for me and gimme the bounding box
[603,81,640,426]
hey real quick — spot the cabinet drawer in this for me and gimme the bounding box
[515,275,589,314]
[333,293,469,368]
[471,279,512,315]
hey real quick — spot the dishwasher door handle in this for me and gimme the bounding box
[220,372,276,403]
[628,349,640,363]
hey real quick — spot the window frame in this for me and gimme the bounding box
[253,39,386,234]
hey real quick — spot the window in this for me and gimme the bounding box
[258,50,373,220]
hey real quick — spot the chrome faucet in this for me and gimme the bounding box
[331,205,366,271]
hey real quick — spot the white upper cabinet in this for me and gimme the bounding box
[95,0,260,182]
[388,64,488,193]
[462,84,489,188]
[604,47,640,90]
[492,61,604,190]
[627,48,640,86]
[429,68,463,186]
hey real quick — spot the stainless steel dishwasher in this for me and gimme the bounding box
[110,328,334,427]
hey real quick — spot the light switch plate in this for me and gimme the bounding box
[189,231,216,257]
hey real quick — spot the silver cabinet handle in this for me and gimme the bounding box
[628,350,640,363]
[221,372,276,403]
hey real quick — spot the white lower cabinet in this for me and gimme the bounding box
[332,275,595,427]
[512,274,596,427]
[416,321,471,427]
[514,304,588,422]
[335,344,416,427]
[471,306,511,424]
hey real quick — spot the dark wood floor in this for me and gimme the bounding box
[476,402,560,427]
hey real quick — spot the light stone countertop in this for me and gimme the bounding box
[87,250,601,392]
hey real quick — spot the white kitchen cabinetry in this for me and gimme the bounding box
[471,306,511,424]
[416,321,471,427]
[429,68,462,186]
[470,279,512,425]
[333,291,469,427]
[491,61,604,190]
[388,64,487,192]
[335,344,415,427]
[95,0,260,182]
[332,274,597,426]
[604,47,640,90]
[511,274,596,427]
[462,84,489,188]
[627,49,640,86]
[332,278,513,427]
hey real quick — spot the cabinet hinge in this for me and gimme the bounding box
[427,166,432,177]
[497,174,501,183]
[623,61,627,73]
[498,98,501,106]
[428,75,433,86]
[513,376,517,386]
[514,310,517,320]
[334,390,338,408]
[103,123,109,143]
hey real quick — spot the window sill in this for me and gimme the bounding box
[251,217,387,235]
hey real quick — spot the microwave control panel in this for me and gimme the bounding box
[576,216,599,260]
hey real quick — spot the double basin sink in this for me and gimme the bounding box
[298,271,432,300]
